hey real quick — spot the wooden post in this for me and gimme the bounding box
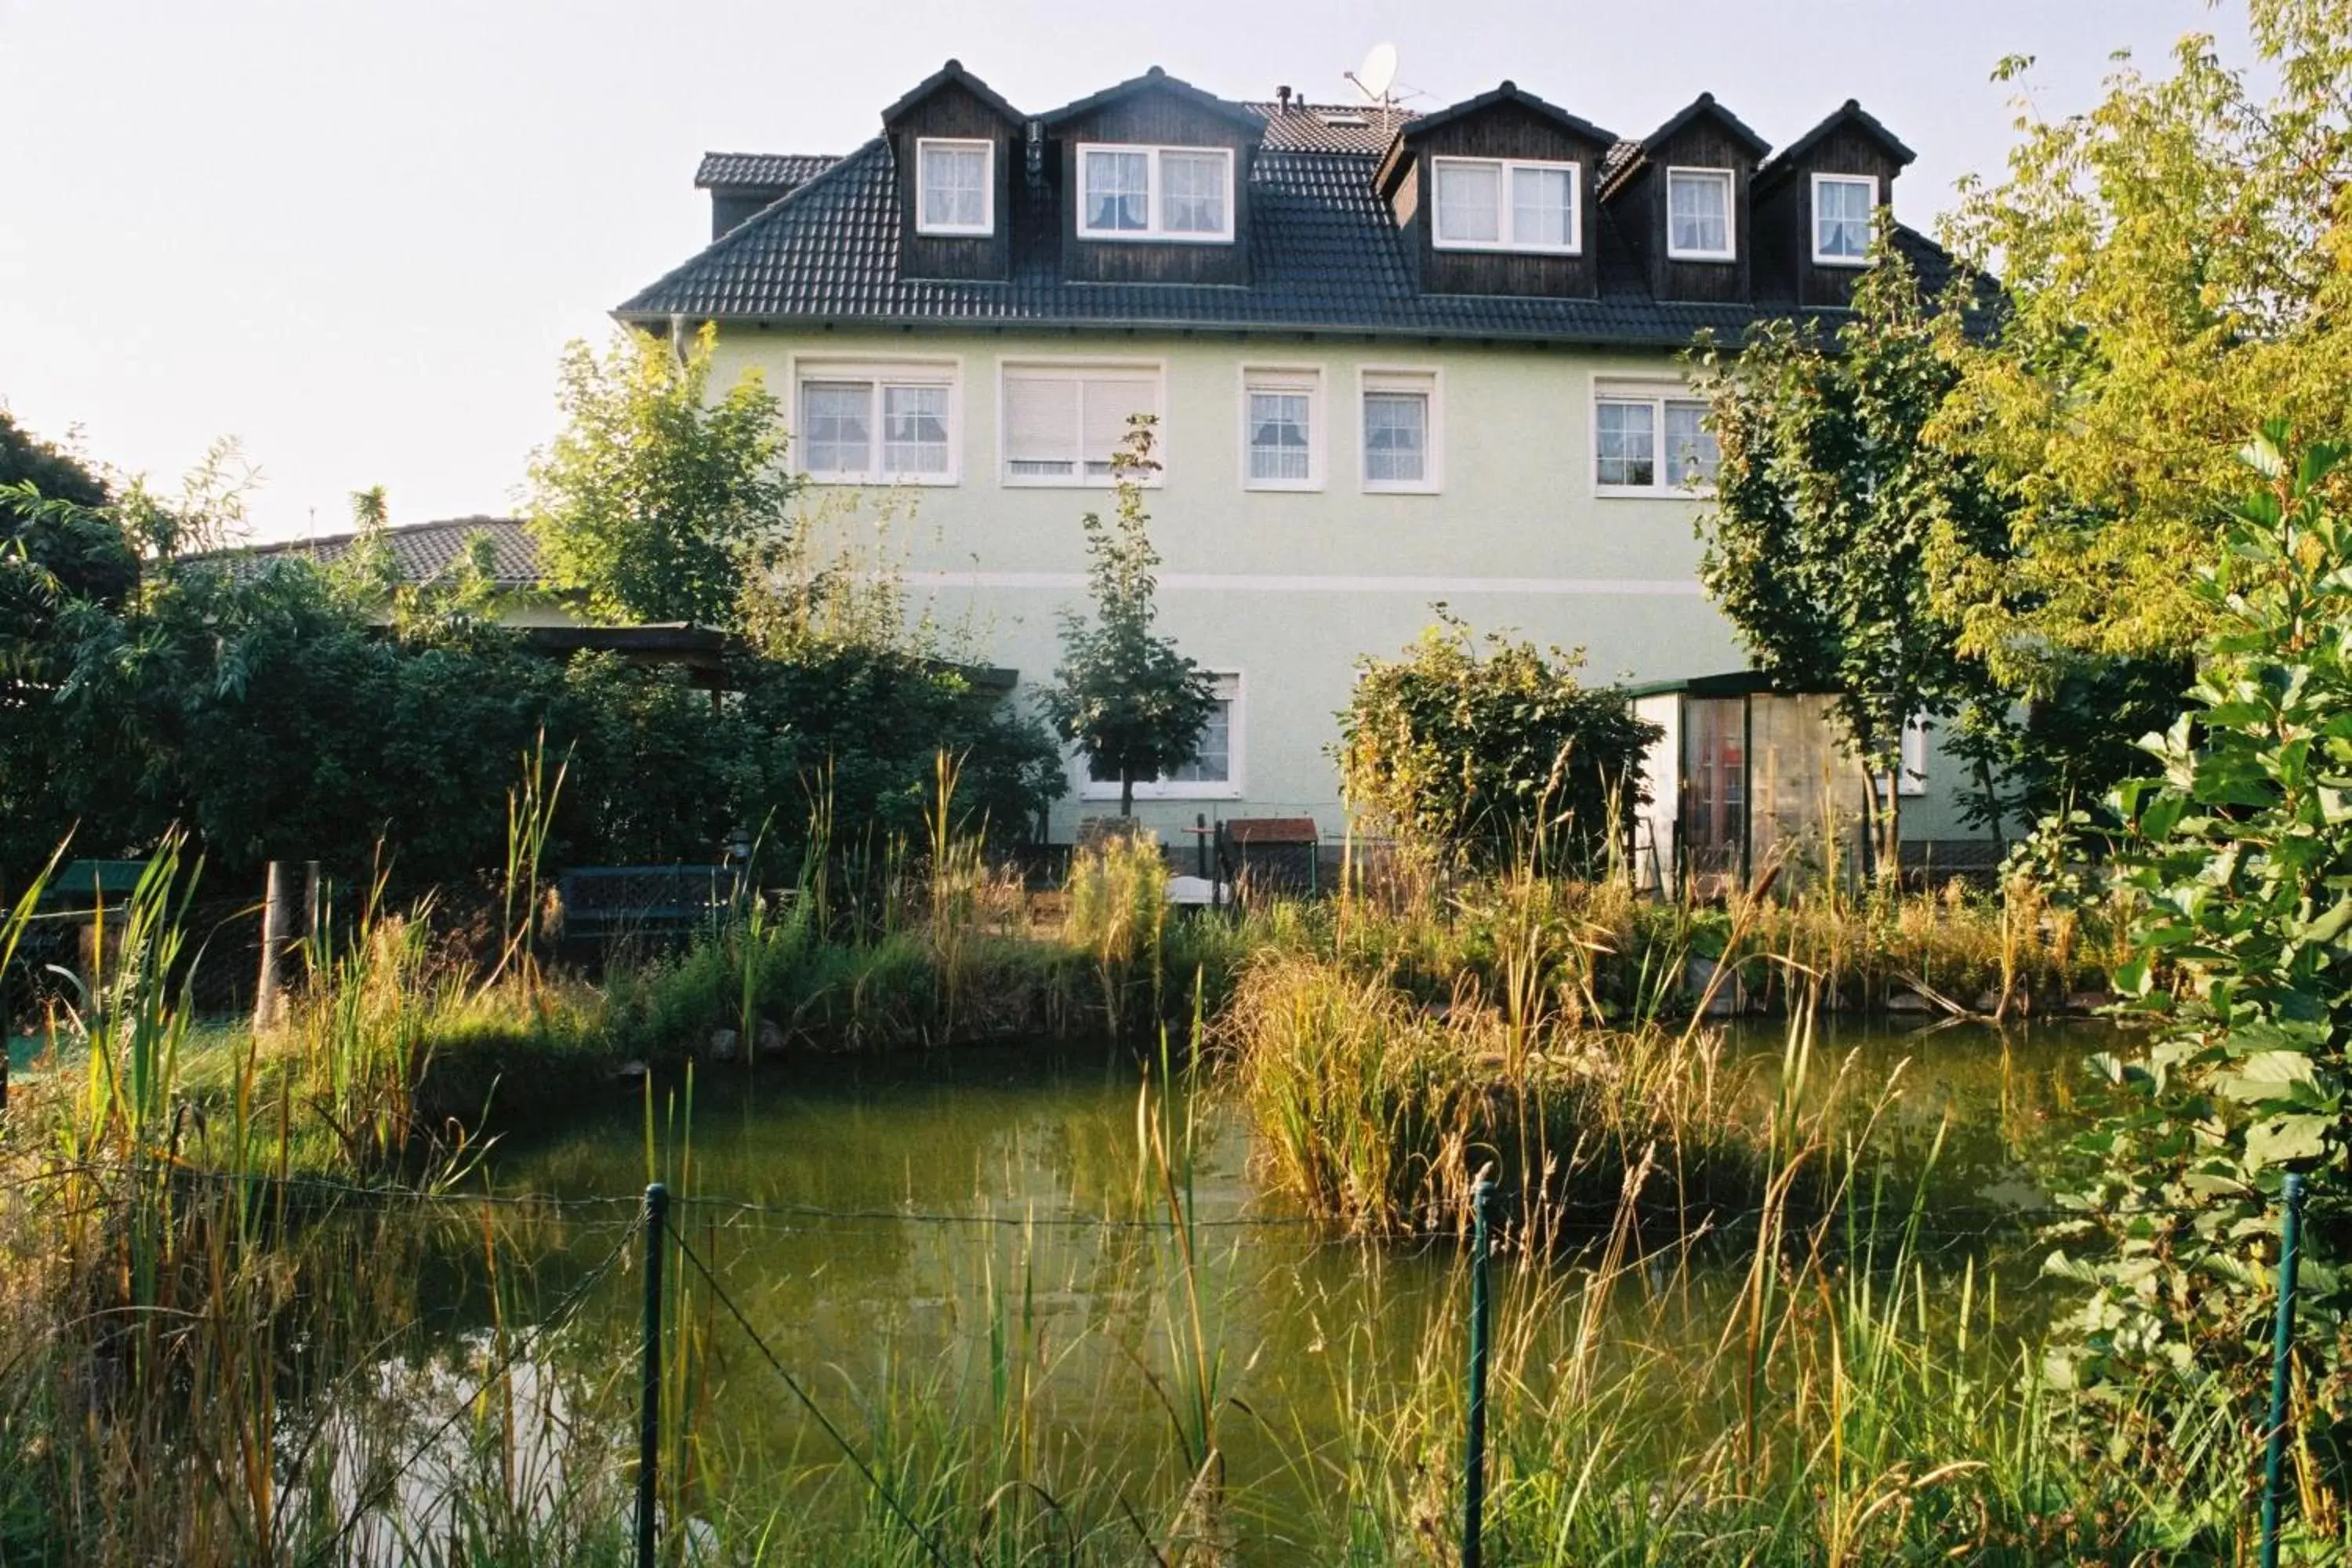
[253,861,296,1031]
[302,861,322,982]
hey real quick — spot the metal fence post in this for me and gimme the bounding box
[2261,1171,2307,1568]
[1463,1173,1496,1568]
[638,1182,669,1568]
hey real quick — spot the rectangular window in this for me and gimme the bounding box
[1160,150,1229,235]
[797,367,959,484]
[1663,401,1720,489]
[1813,172,1876,265]
[1665,167,1734,260]
[1361,370,1439,492]
[1431,157,1580,252]
[1596,383,1716,495]
[1083,673,1241,797]
[916,139,993,235]
[1243,368,1320,490]
[1001,365,1163,485]
[1595,400,1654,488]
[1076,145,1235,242]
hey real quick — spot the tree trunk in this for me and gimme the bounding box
[1854,755,1880,885]
[1120,771,1135,818]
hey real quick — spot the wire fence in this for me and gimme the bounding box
[22,1157,2314,1566]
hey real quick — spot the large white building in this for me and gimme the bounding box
[619,61,1993,877]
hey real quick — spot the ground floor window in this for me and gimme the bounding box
[1079,673,1242,799]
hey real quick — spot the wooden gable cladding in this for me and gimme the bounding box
[1051,76,1256,286]
[1604,97,1769,305]
[886,70,1021,282]
[1394,97,1610,299]
[1754,103,1914,309]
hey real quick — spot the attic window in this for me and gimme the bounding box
[1665,168,1734,261]
[916,139,993,235]
[1430,157,1581,254]
[1076,145,1234,242]
[1323,112,1370,128]
[1812,172,1876,267]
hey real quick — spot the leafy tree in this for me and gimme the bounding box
[1039,420,1216,818]
[2049,425,2352,1508]
[526,322,795,627]
[1336,613,1661,874]
[1938,0,2352,684]
[1693,235,2013,873]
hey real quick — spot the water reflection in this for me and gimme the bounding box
[399,1021,2116,1552]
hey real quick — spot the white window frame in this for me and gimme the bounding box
[1592,379,1717,498]
[1238,365,1324,492]
[1811,172,1878,267]
[1358,367,1443,495]
[789,358,961,486]
[1079,670,1245,801]
[997,358,1167,488]
[1074,143,1236,244]
[1428,156,1582,254]
[914,137,994,237]
[1664,166,1737,262]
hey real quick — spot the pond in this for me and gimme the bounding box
[375,1015,2123,1557]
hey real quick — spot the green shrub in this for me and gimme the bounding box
[1336,614,1661,873]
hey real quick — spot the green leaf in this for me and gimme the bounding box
[2243,1113,2332,1169]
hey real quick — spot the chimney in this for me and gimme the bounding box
[1276,85,1293,113]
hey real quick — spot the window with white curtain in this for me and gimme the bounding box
[916,139,993,234]
[1000,365,1163,485]
[1595,381,1717,495]
[797,364,958,483]
[1665,167,1734,260]
[1431,157,1580,252]
[1243,368,1320,489]
[1076,145,1234,241]
[1813,172,1876,265]
[1361,369,1439,492]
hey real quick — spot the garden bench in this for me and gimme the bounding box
[554,865,741,943]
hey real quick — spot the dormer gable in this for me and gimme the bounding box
[882,59,1024,281]
[1753,100,1915,307]
[1041,67,1261,286]
[1375,81,1615,300]
[1599,93,1770,303]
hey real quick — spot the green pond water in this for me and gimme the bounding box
[368,1016,2123,1555]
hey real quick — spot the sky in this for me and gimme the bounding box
[0,0,2252,543]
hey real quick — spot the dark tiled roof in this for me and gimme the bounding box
[1757,99,1916,183]
[621,135,1947,347]
[1639,93,1770,158]
[1401,80,1613,148]
[1039,65,1263,132]
[882,58,1025,128]
[695,152,838,190]
[211,517,544,590]
[1246,100,1415,155]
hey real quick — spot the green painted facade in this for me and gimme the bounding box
[710,327,1988,852]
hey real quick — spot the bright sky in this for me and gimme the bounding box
[0,0,2247,543]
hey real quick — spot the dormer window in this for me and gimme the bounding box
[1666,168,1734,260]
[1076,145,1233,242]
[1431,158,1580,252]
[916,139,993,235]
[1812,173,1876,265]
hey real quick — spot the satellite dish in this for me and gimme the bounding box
[1356,42,1399,103]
